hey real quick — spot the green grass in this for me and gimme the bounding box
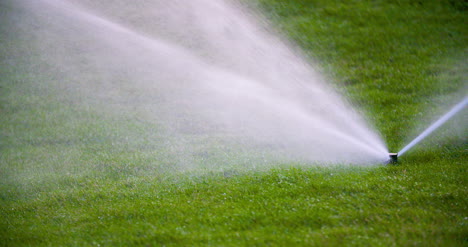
[1,0,467,246]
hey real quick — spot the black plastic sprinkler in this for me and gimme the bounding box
[388,153,398,164]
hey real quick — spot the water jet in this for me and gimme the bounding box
[398,97,467,157]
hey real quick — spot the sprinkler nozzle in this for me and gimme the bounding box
[388,153,398,164]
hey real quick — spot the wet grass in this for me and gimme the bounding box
[1,0,467,246]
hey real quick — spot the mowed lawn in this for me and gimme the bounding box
[1,0,467,246]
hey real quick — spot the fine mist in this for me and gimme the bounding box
[5,0,388,168]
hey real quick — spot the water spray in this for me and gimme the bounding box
[394,96,468,161]
[7,0,394,165]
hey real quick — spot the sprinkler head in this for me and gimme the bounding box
[388,153,398,164]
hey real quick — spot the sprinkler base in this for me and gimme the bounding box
[388,153,398,164]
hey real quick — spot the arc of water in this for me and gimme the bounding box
[399,96,468,156]
[29,0,389,164]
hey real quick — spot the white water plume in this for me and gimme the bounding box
[5,0,388,165]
